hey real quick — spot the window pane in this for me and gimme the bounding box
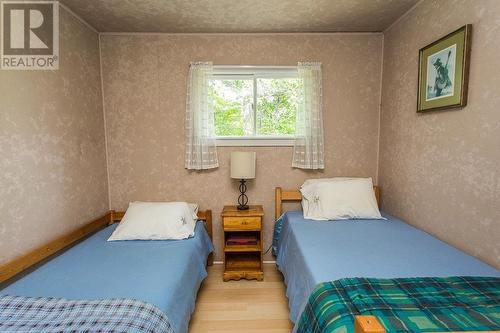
[211,79,254,137]
[256,78,299,136]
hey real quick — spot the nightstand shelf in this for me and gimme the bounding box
[222,205,264,281]
[225,253,261,269]
[224,242,261,252]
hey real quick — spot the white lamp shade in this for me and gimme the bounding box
[230,152,256,179]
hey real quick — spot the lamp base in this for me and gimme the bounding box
[237,179,249,210]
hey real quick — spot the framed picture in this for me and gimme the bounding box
[417,24,472,112]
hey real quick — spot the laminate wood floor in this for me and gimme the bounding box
[189,263,293,333]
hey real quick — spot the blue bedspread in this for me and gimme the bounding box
[1,221,213,333]
[274,211,500,325]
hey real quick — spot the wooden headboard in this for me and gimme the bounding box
[0,209,213,284]
[275,186,381,220]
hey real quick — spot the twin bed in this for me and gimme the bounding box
[1,185,499,333]
[274,186,500,332]
[0,209,214,333]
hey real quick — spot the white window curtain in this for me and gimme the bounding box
[185,62,219,170]
[292,62,324,169]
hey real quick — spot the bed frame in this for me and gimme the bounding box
[0,209,213,284]
[275,186,381,220]
[274,187,498,333]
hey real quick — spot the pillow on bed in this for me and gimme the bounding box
[188,203,199,219]
[301,178,383,220]
[300,177,355,219]
[108,201,197,241]
[314,178,383,220]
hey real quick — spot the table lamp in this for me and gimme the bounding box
[230,152,256,210]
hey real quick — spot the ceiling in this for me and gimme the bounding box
[60,0,419,33]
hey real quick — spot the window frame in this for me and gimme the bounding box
[212,65,298,147]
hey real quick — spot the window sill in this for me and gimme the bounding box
[216,137,294,147]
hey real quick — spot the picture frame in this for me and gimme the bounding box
[417,24,472,113]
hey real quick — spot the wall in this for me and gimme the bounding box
[100,33,383,261]
[0,8,109,264]
[379,0,500,268]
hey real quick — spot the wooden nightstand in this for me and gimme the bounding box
[221,205,264,281]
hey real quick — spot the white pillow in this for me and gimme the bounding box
[300,177,356,218]
[188,203,199,219]
[108,201,197,241]
[312,178,383,220]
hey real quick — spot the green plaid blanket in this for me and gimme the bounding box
[296,276,500,333]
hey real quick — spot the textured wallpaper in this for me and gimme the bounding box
[0,8,109,264]
[100,33,383,261]
[379,0,500,268]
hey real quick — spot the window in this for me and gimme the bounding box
[210,66,300,146]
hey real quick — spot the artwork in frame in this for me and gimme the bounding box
[417,24,472,112]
